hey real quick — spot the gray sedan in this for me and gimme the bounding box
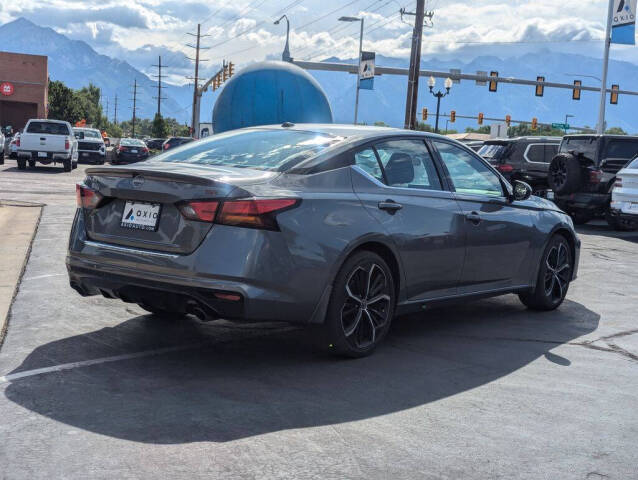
[67,124,580,357]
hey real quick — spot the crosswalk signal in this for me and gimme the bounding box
[610,84,619,105]
[489,71,498,92]
[531,117,538,130]
[535,76,545,97]
[478,112,484,125]
[422,107,428,121]
[228,62,235,78]
[450,110,456,123]
[572,80,582,101]
[505,114,511,127]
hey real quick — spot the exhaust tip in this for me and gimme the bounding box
[186,302,219,322]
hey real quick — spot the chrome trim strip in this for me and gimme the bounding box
[84,240,180,258]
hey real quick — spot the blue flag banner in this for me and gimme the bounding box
[612,0,637,44]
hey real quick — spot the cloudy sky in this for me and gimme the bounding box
[0,0,635,84]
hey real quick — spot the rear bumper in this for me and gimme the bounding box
[553,192,610,214]
[18,150,72,161]
[608,206,638,225]
[78,150,105,162]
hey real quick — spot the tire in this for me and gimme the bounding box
[519,234,573,311]
[138,303,185,319]
[72,161,78,170]
[548,153,582,194]
[570,212,592,225]
[321,251,396,358]
[17,158,26,170]
[63,159,72,172]
[605,212,636,231]
[28,159,36,169]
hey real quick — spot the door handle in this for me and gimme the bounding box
[465,211,481,224]
[378,200,403,214]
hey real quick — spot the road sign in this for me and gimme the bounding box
[359,51,375,90]
[552,123,570,129]
[0,82,14,96]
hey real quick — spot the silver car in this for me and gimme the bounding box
[67,124,580,357]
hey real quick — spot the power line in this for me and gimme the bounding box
[130,79,138,136]
[151,55,168,116]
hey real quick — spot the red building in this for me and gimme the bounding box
[0,51,48,132]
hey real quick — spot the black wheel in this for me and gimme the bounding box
[63,159,72,172]
[138,303,185,319]
[605,211,636,231]
[17,158,26,170]
[72,161,78,169]
[570,212,592,225]
[322,251,395,358]
[519,235,572,311]
[28,159,36,168]
[548,153,582,194]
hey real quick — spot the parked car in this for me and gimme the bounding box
[145,138,166,151]
[0,129,4,164]
[608,155,638,230]
[479,137,561,194]
[548,134,638,225]
[68,124,580,357]
[113,138,150,164]
[17,119,78,171]
[162,136,193,151]
[73,127,106,165]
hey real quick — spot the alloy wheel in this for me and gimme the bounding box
[544,242,571,303]
[341,263,392,349]
[550,159,567,188]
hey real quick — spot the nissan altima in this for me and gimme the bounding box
[67,124,580,357]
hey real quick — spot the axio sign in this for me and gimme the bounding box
[612,0,637,44]
[0,82,14,96]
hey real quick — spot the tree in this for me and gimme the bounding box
[605,127,627,135]
[151,113,169,138]
[48,80,80,123]
[465,126,490,134]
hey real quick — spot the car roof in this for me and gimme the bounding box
[563,134,638,140]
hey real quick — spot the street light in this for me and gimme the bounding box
[564,114,575,134]
[339,15,364,125]
[274,15,291,62]
[428,76,453,133]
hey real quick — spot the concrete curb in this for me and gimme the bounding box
[0,202,43,349]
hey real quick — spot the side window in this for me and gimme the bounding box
[604,141,638,159]
[545,144,559,162]
[354,148,384,183]
[374,139,442,190]
[434,141,504,197]
[525,144,545,163]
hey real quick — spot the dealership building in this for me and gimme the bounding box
[0,51,48,132]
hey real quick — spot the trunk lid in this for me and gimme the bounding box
[82,163,278,254]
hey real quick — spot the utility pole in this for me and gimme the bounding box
[104,97,109,122]
[130,79,138,137]
[402,1,433,130]
[152,55,167,116]
[187,24,210,138]
[597,0,614,134]
[113,94,118,124]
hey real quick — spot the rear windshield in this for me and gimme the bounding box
[120,138,145,146]
[559,137,598,162]
[27,122,70,135]
[478,144,508,159]
[151,129,345,171]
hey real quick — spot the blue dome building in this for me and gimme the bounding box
[212,61,333,133]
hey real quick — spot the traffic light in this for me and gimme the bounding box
[421,107,428,121]
[228,62,234,78]
[478,112,484,125]
[489,71,498,92]
[572,80,582,101]
[535,76,544,97]
[531,117,538,130]
[505,114,511,127]
[450,110,456,123]
[223,63,229,82]
[610,84,619,105]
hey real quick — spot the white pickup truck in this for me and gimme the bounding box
[17,119,78,171]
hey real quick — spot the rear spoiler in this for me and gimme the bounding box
[85,166,214,185]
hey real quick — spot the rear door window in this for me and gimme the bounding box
[525,144,545,163]
[603,140,638,160]
[354,148,384,183]
[545,144,559,162]
[373,139,442,190]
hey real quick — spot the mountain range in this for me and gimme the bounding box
[1,17,637,132]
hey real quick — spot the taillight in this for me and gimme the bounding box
[16,137,20,147]
[76,184,103,209]
[178,201,219,222]
[497,163,514,173]
[65,138,70,150]
[142,147,149,153]
[217,198,299,230]
[164,143,170,150]
[589,169,603,183]
[614,176,623,188]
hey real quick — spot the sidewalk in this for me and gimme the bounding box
[0,202,42,345]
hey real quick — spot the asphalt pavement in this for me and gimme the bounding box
[0,158,636,479]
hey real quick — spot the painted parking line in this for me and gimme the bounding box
[0,342,208,384]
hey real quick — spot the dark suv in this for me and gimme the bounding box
[162,136,193,151]
[478,137,561,193]
[548,134,638,225]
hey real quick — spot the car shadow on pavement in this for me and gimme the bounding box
[2,166,69,174]
[576,223,638,244]
[4,296,599,444]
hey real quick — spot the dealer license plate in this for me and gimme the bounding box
[120,201,161,231]
[629,203,638,211]
[37,152,47,158]
[82,152,89,157]
[131,149,138,153]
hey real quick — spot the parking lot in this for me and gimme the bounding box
[0,158,637,479]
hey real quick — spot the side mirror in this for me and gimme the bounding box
[512,180,532,201]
